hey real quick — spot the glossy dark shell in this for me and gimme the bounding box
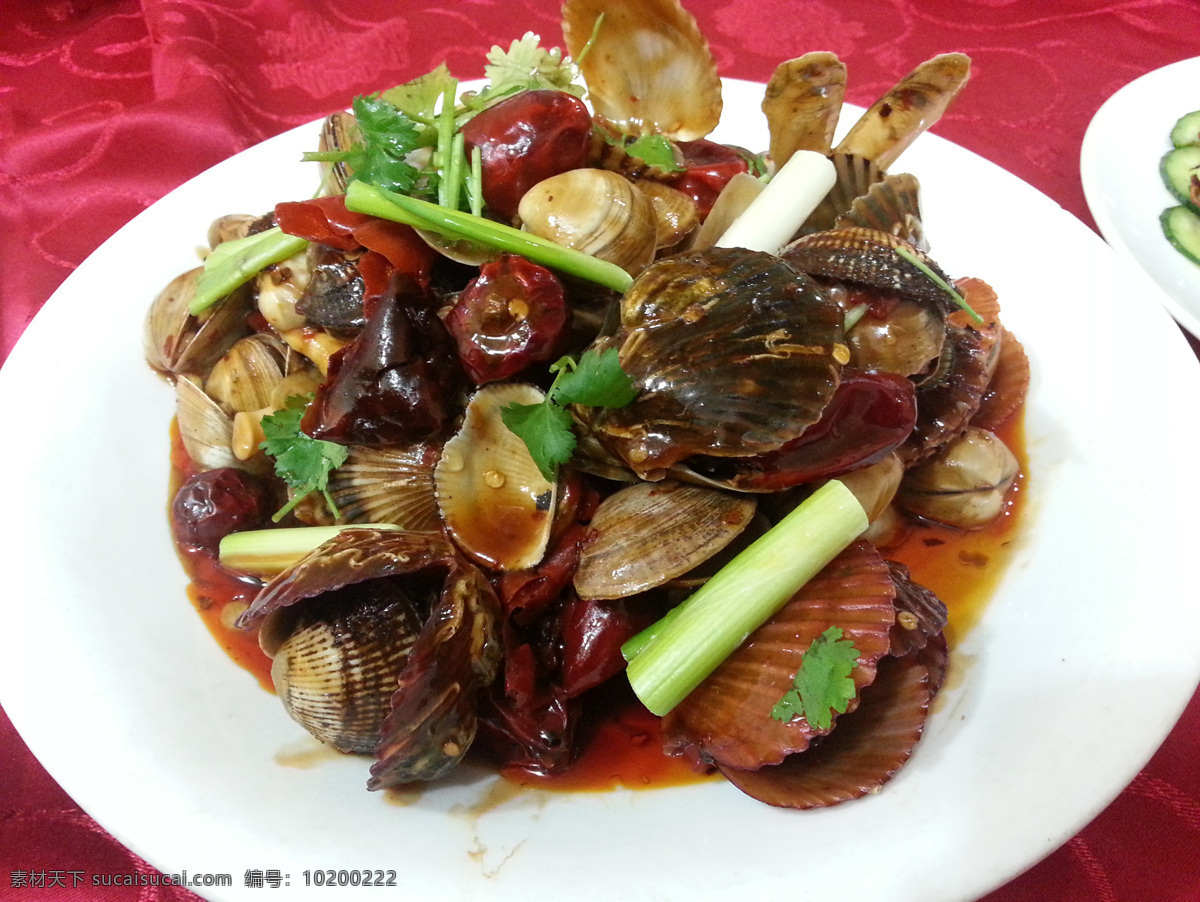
[588,246,845,481]
[783,226,951,309]
[900,324,992,464]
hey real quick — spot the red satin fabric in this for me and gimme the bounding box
[4,1,1200,898]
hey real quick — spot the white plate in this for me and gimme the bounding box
[1082,56,1200,337]
[3,78,1200,902]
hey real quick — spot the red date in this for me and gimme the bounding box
[462,89,593,220]
[172,468,271,551]
[443,254,569,384]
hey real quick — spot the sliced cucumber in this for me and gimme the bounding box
[1161,205,1200,265]
[1171,110,1200,148]
[1160,146,1200,210]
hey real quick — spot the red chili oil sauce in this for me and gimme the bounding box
[167,411,1028,791]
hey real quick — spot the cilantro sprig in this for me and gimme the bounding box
[771,626,861,731]
[259,395,349,523]
[499,348,638,480]
[302,94,430,197]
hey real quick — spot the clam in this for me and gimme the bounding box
[256,249,311,333]
[561,0,722,141]
[144,268,254,377]
[896,425,1019,529]
[518,169,658,277]
[204,333,289,414]
[239,528,503,787]
[434,383,558,571]
[635,180,700,253]
[206,213,259,248]
[316,110,358,195]
[587,246,847,481]
[176,375,264,473]
[573,480,756,600]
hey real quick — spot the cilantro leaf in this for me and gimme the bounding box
[380,63,456,122]
[551,348,638,408]
[259,395,350,522]
[771,626,860,731]
[624,135,684,173]
[499,398,576,482]
[303,94,425,195]
[466,32,584,109]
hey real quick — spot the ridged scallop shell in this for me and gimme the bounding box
[518,169,658,277]
[834,173,927,250]
[971,326,1030,430]
[265,586,423,754]
[718,637,947,809]
[588,246,846,481]
[782,227,951,309]
[762,52,847,165]
[573,480,756,600]
[662,540,897,770]
[144,268,254,377]
[434,383,558,571]
[327,443,441,530]
[562,0,722,141]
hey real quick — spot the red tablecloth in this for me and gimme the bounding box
[4,1,1200,898]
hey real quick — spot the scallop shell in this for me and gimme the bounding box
[434,383,558,571]
[265,585,423,754]
[518,169,658,277]
[562,0,722,141]
[662,540,897,770]
[834,172,927,250]
[573,480,756,600]
[589,246,846,481]
[328,443,441,530]
[762,52,847,165]
[782,226,952,309]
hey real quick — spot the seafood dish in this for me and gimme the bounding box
[144,0,1028,809]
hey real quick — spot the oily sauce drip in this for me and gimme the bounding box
[167,409,1028,793]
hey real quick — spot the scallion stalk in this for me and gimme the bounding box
[344,180,634,292]
[190,227,310,315]
[218,523,402,577]
[623,479,869,716]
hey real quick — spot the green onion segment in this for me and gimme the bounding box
[623,479,869,716]
[218,523,402,577]
[190,227,310,316]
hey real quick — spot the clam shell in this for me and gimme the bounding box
[175,375,265,474]
[635,180,700,252]
[896,425,1019,528]
[144,268,254,377]
[206,213,258,248]
[266,585,423,754]
[589,246,846,481]
[562,0,722,141]
[762,52,847,165]
[328,443,441,530]
[518,169,658,277]
[434,383,558,571]
[573,480,756,600]
[204,333,289,414]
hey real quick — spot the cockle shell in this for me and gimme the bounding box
[562,0,722,141]
[573,480,756,600]
[518,168,658,277]
[434,383,558,571]
[264,585,424,754]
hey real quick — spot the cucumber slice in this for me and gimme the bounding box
[1160,146,1200,210]
[1171,110,1200,148]
[1161,205,1200,265]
